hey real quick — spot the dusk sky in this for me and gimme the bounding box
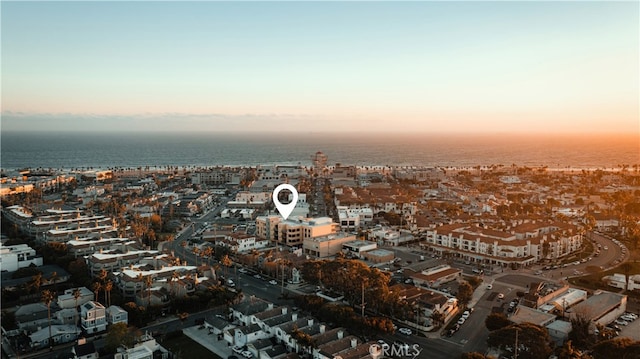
[2,1,638,134]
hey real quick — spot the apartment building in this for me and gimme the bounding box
[30,212,111,239]
[336,206,373,230]
[0,244,43,272]
[424,221,582,267]
[113,265,197,300]
[67,237,135,258]
[215,233,269,253]
[256,216,340,247]
[2,205,33,227]
[190,170,235,186]
[43,223,117,243]
[87,250,159,277]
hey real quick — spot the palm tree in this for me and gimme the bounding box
[98,269,108,284]
[104,280,113,307]
[42,290,55,350]
[92,282,102,304]
[49,271,59,294]
[221,255,233,279]
[430,311,445,328]
[29,272,43,295]
[203,247,214,266]
[144,275,153,307]
[72,288,81,336]
[170,271,180,296]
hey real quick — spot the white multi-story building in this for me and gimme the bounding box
[87,250,159,277]
[336,207,367,231]
[424,221,582,267]
[216,233,269,253]
[256,216,340,247]
[2,205,33,227]
[67,237,135,258]
[0,244,43,272]
[80,301,107,334]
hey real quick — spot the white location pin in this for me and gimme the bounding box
[272,183,298,220]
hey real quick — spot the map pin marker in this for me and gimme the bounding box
[273,183,298,220]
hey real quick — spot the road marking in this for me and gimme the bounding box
[438,338,464,347]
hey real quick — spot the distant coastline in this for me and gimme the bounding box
[1,131,638,170]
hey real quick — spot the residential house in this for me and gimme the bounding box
[113,332,170,359]
[72,339,98,359]
[57,287,94,309]
[80,301,107,334]
[106,305,128,326]
[29,324,78,349]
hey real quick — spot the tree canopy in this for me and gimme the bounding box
[487,323,553,359]
[485,312,511,332]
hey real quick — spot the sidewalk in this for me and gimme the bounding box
[183,325,233,359]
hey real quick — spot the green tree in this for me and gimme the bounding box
[456,281,473,308]
[487,323,553,359]
[430,311,445,328]
[485,312,511,331]
[557,340,583,359]
[591,338,636,359]
[105,322,134,353]
[568,312,591,349]
[221,255,233,279]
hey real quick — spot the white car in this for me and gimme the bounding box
[269,280,278,285]
[461,311,470,319]
[457,317,466,325]
[614,320,628,326]
[398,328,412,335]
[242,351,253,358]
[232,346,243,354]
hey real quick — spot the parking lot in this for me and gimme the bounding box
[615,313,640,340]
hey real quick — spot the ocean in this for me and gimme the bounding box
[1,131,638,170]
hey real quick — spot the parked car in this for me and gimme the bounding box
[269,280,278,285]
[457,317,466,325]
[461,311,470,319]
[614,320,628,326]
[446,324,460,337]
[398,328,412,335]
[621,315,635,322]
